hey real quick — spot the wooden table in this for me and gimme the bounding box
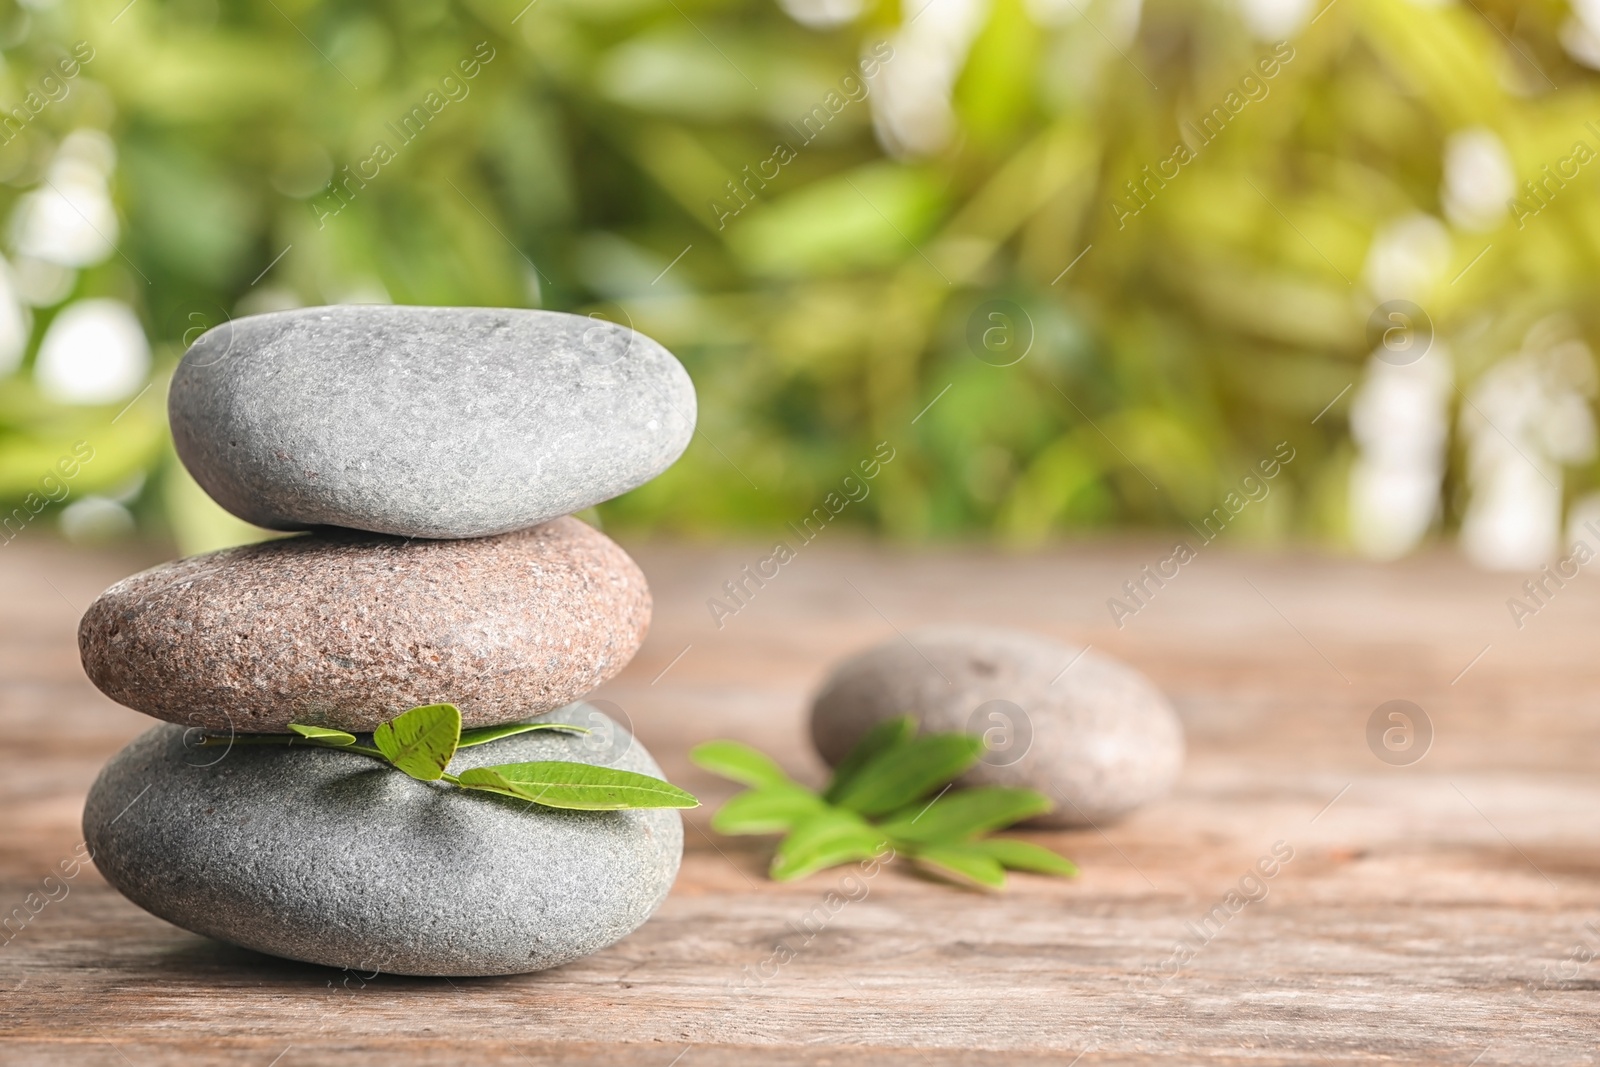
[1,534,1596,1065]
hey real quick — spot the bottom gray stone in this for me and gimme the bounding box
[82,706,683,977]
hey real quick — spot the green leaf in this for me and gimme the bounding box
[909,843,1007,890]
[689,740,794,789]
[371,703,461,781]
[822,715,916,804]
[770,809,889,882]
[877,787,1053,845]
[457,721,590,748]
[286,723,358,746]
[455,761,700,810]
[710,784,827,835]
[970,838,1079,878]
[829,733,985,817]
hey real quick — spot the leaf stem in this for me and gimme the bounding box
[196,734,320,747]
[195,734,392,764]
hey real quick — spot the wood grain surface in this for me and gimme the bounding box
[1,533,1597,1065]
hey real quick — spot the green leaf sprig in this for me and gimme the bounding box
[200,703,699,812]
[690,716,1077,890]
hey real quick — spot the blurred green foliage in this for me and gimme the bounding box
[0,0,1596,553]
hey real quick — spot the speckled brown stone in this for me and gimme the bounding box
[77,517,650,732]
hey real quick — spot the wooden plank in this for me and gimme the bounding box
[0,535,1597,1064]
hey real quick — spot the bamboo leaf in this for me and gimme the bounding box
[689,739,795,789]
[909,843,1007,890]
[822,715,916,804]
[877,787,1053,844]
[711,784,827,835]
[457,721,590,748]
[456,761,700,810]
[970,838,1079,877]
[829,733,985,816]
[286,723,358,746]
[770,809,888,881]
[371,703,461,781]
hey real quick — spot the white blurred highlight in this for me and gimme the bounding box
[1348,348,1454,560]
[1563,0,1600,69]
[0,254,31,376]
[60,496,135,544]
[872,0,990,157]
[8,130,119,270]
[1565,490,1600,548]
[11,257,76,307]
[1026,0,1142,38]
[778,0,865,29]
[334,279,392,305]
[1236,0,1312,40]
[236,286,303,318]
[1441,127,1514,232]
[34,298,150,405]
[1363,213,1451,302]
[1461,324,1598,570]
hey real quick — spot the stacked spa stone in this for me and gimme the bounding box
[76,306,696,977]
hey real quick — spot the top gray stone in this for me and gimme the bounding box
[170,305,697,539]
